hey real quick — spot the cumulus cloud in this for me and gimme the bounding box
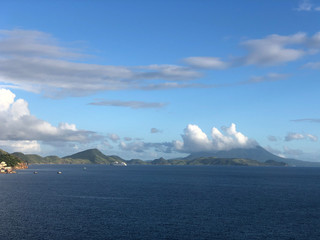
[0,29,203,97]
[174,123,256,153]
[285,132,318,142]
[89,100,167,109]
[0,88,101,149]
[0,140,41,153]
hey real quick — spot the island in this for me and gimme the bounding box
[2,145,318,168]
[0,149,28,173]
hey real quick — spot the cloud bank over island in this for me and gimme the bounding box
[0,87,259,156]
[0,88,100,153]
[174,123,257,153]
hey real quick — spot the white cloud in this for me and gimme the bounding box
[0,29,202,97]
[108,133,120,142]
[185,32,320,69]
[58,122,77,131]
[2,29,318,98]
[0,140,41,153]
[0,88,100,147]
[240,33,306,66]
[266,145,320,162]
[90,100,167,109]
[295,0,313,11]
[136,64,201,80]
[119,140,173,153]
[0,29,83,59]
[306,134,318,141]
[119,141,145,152]
[0,88,16,111]
[184,57,229,69]
[285,132,318,142]
[174,123,256,153]
[295,0,320,11]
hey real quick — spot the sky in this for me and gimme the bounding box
[0,0,320,161]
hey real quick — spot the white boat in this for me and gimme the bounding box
[112,161,127,166]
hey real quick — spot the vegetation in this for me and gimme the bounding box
[0,149,24,167]
[146,157,287,166]
[10,147,289,167]
[13,149,126,165]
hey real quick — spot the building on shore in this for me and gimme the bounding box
[0,161,13,174]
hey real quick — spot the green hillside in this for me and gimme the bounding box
[10,147,289,166]
[63,148,125,164]
[0,149,24,167]
[145,156,287,166]
[186,157,287,166]
[13,149,125,165]
[13,151,93,164]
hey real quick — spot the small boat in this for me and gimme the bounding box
[57,171,62,174]
[83,167,87,171]
[34,171,38,174]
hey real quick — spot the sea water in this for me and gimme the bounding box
[1,165,320,240]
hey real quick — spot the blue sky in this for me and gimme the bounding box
[0,0,320,161]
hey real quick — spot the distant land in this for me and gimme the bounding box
[4,146,320,167]
[0,149,28,169]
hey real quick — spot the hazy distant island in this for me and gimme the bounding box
[2,146,320,168]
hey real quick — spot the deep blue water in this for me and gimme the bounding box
[1,165,320,240]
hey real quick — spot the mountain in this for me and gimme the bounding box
[62,148,125,164]
[10,146,319,167]
[184,146,320,167]
[145,156,287,166]
[186,157,287,166]
[13,149,125,165]
[126,159,148,165]
[13,152,91,164]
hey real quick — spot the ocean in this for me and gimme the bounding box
[1,165,320,240]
